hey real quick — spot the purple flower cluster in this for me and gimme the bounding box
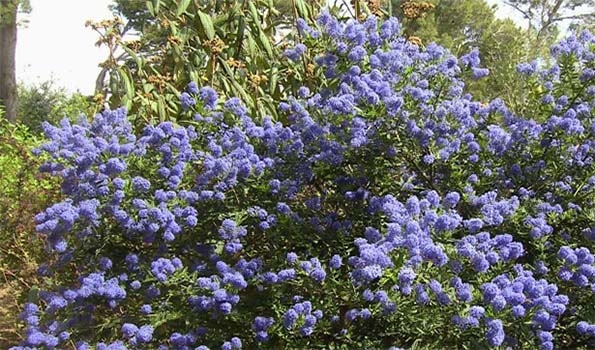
[252,316,274,342]
[475,266,569,347]
[456,232,525,273]
[282,300,323,336]
[297,257,327,283]
[12,11,595,350]
[150,257,182,282]
[557,246,595,289]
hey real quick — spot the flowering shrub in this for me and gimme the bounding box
[11,12,595,349]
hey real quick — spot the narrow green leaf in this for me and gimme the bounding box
[146,0,154,16]
[247,1,260,24]
[268,65,278,97]
[219,58,251,103]
[246,1,272,58]
[220,75,231,94]
[169,21,178,36]
[262,96,278,120]
[95,69,108,93]
[245,31,257,57]
[116,67,134,106]
[143,83,154,94]
[189,69,199,84]
[157,95,167,122]
[176,0,191,16]
[109,74,119,97]
[258,28,273,58]
[234,15,246,59]
[197,11,215,40]
[212,11,232,27]
[205,57,215,83]
[294,0,309,18]
[122,46,143,71]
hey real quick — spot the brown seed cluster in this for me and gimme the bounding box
[147,73,172,90]
[226,58,245,69]
[93,93,105,107]
[125,40,142,52]
[86,17,124,47]
[401,1,435,20]
[167,35,182,46]
[159,18,170,28]
[407,35,423,46]
[367,0,384,17]
[249,73,268,88]
[85,16,123,31]
[203,37,226,55]
[98,58,118,69]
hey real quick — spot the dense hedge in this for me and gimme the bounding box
[10,13,595,349]
[0,118,60,346]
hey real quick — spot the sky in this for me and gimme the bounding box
[15,0,525,95]
[16,0,113,95]
[486,0,528,27]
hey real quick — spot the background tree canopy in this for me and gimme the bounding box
[99,0,569,124]
[94,0,327,127]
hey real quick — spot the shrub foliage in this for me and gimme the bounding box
[10,13,595,350]
[0,119,60,346]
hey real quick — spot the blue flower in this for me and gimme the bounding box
[187,81,199,94]
[121,323,138,338]
[485,319,505,346]
[286,252,298,264]
[180,92,196,109]
[329,255,343,269]
[199,86,218,110]
[284,43,307,62]
[137,325,154,343]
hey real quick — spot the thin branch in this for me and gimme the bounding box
[549,13,595,22]
[502,1,533,20]
[537,0,565,39]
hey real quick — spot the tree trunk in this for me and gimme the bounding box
[0,0,19,123]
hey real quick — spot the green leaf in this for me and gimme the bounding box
[146,0,154,16]
[294,0,309,18]
[176,0,191,16]
[261,96,278,120]
[189,69,199,84]
[121,46,143,71]
[258,28,274,58]
[143,83,154,94]
[197,11,215,40]
[205,56,215,83]
[27,285,39,303]
[116,67,134,110]
[246,2,273,58]
[247,1,260,24]
[109,74,119,98]
[268,65,278,92]
[157,95,167,122]
[169,20,178,36]
[234,15,246,59]
[218,58,251,104]
[245,31,257,57]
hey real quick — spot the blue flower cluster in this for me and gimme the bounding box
[557,246,595,289]
[456,232,525,273]
[282,300,323,336]
[11,11,595,350]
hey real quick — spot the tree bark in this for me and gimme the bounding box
[0,0,19,123]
